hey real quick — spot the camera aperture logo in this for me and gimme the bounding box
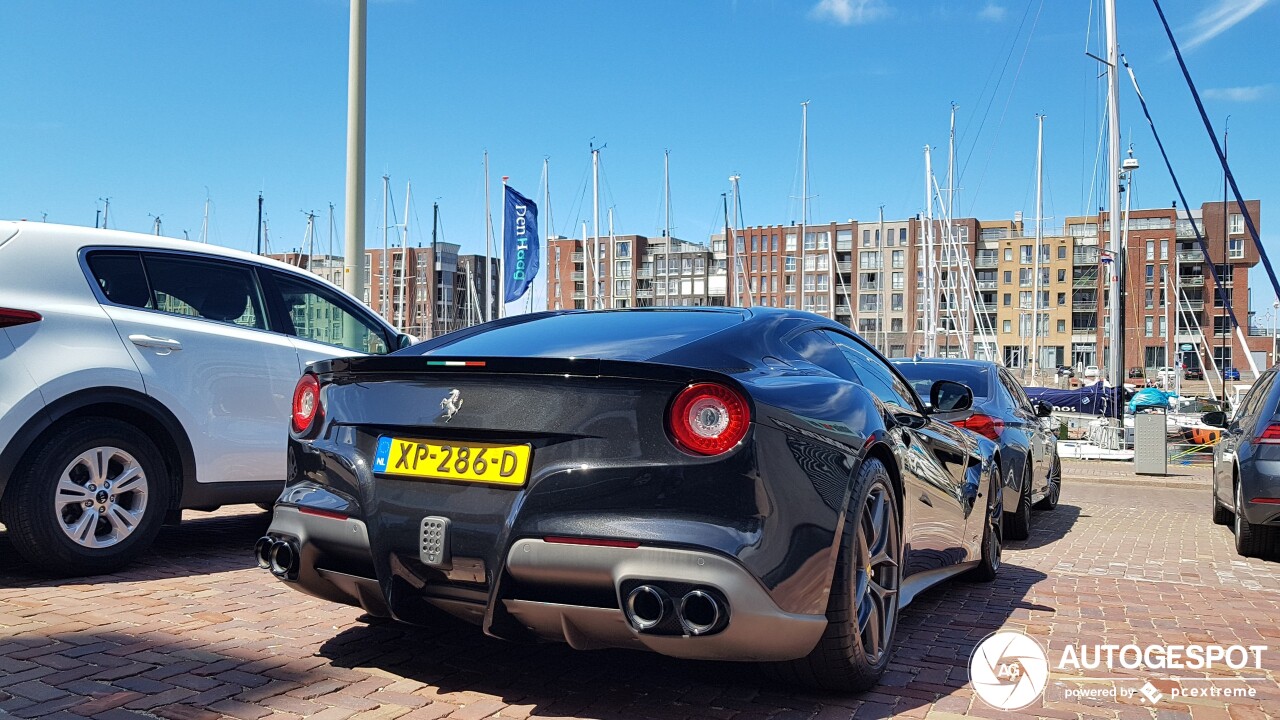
[970,631,1050,710]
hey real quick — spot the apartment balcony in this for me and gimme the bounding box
[859,284,882,292]
[1179,274,1205,287]
[1074,251,1100,266]
[571,271,584,281]
[635,289,654,298]
[977,280,997,290]
[572,291,585,299]
[1181,299,1206,311]
[837,261,853,273]
[975,255,999,268]
[1176,222,1202,238]
[636,268,653,278]
[1073,301,1098,312]
[835,305,852,316]
[1176,249,1205,262]
[571,252,584,262]
[1072,276,1099,288]
[975,302,997,313]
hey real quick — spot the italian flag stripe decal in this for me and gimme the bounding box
[426,361,486,367]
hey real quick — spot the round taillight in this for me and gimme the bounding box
[292,374,322,433]
[668,383,750,456]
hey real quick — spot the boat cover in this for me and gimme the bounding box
[1024,383,1124,418]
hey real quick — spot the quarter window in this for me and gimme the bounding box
[86,252,153,309]
[273,273,390,354]
[824,331,917,410]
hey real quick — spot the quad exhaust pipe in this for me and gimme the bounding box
[255,536,299,579]
[624,584,728,636]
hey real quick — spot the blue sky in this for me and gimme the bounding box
[2,1,1277,303]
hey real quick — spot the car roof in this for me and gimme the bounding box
[2,220,337,288]
[890,357,998,369]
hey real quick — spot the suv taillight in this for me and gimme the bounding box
[668,383,750,456]
[1256,423,1280,444]
[952,413,1005,441]
[0,308,41,329]
[291,373,323,434]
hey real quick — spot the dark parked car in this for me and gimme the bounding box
[1206,369,1280,558]
[258,308,1002,691]
[1223,366,1242,381]
[1184,366,1205,381]
[892,358,1061,541]
[1128,367,1145,379]
[1056,365,1074,378]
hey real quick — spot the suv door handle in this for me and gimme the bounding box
[128,334,183,351]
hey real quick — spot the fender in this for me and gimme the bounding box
[0,386,197,509]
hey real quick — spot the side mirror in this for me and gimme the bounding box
[930,380,973,413]
[398,333,417,349]
[1034,400,1054,418]
[1202,410,1228,428]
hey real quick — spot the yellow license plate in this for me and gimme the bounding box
[373,436,531,486]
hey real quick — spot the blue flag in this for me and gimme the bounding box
[503,186,539,303]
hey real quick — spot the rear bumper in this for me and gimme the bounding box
[265,505,827,662]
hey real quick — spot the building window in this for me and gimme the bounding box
[1146,240,1154,260]
[862,229,871,246]
[1057,319,1066,333]
[1058,246,1066,259]
[804,233,817,251]
[1145,316,1154,337]
[1020,245,1032,263]
[1019,268,1032,287]
[1229,238,1244,259]
[1003,319,1012,333]
[891,272,904,290]
[786,233,797,251]
[1160,240,1168,260]
[1003,270,1012,284]
[1058,268,1066,282]
[892,250,904,268]
[1229,213,1244,234]
[1145,289,1153,309]
[1057,292,1066,305]
[891,294,903,311]
[1004,248,1013,261]
[1003,293,1011,307]
[1159,316,1166,337]
[1145,264,1154,284]
[616,241,630,258]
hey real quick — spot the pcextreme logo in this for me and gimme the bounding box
[969,631,1051,710]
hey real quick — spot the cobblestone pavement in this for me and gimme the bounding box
[1,465,1277,720]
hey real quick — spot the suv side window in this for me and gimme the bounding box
[1235,370,1275,425]
[272,272,390,355]
[86,252,154,309]
[142,255,267,330]
[823,331,918,411]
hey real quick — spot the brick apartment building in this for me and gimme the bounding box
[545,200,1270,379]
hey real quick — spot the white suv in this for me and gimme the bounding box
[0,221,405,575]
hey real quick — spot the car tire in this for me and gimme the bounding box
[1034,455,1061,511]
[1234,480,1279,558]
[2,417,171,577]
[967,466,1002,582]
[1211,483,1233,526]
[1003,463,1032,541]
[769,457,902,691]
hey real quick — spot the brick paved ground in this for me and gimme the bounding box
[1,464,1277,719]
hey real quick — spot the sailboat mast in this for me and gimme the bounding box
[878,206,886,352]
[484,151,493,322]
[431,201,439,338]
[592,145,601,310]
[200,194,210,244]
[399,180,411,332]
[1032,114,1045,382]
[256,192,263,255]
[327,202,335,265]
[1105,0,1124,388]
[581,221,590,310]
[723,193,732,307]
[800,101,809,314]
[608,206,616,308]
[664,151,672,307]
[380,174,390,321]
[543,158,551,312]
[924,146,936,357]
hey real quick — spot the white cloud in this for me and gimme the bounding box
[978,2,1007,21]
[809,0,890,26]
[1182,0,1271,50]
[1203,85,1271,101]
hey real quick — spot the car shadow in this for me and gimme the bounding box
[1014,503,1083,549]
[0,506,270,583]
[311,562,1052,716]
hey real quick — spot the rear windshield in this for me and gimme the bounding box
[892,362,991,400]
[404,310,744,361]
